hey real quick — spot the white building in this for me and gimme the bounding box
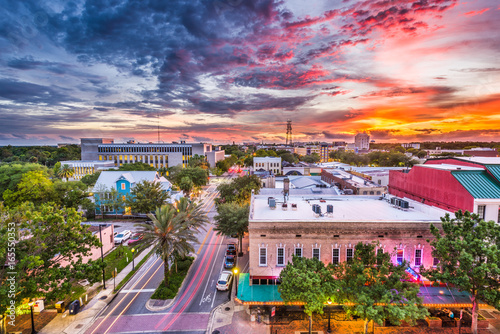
[253,157,282,175]
[354,132,370,150]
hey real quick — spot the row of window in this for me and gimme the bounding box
[258,247,429,267]
[98,145,193,154]
[255,162,280,168]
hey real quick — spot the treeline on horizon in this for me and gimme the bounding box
[371,141,500,150]
[0,144,80,167]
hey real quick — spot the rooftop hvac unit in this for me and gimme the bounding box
[327,204,333,213]
[291,203,297,210]
[390,197,397,205]
[269,198,276,209]
[400,200,409,209]
[312,204,321,215]
[268,197,274,204]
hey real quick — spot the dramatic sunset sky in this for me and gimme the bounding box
[0,0,499,145]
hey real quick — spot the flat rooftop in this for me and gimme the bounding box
[250,194,450,222]
[323,168,383,188]
[419,164,483,171]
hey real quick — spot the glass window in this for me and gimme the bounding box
[295,247,302,257]
[121,183,125,190]
[415,249,422,266]
[478,205,486,220]
[277,247,285,266]
[397,249,404,264]
[313,248,320,260]
[346,248,353,262]
[332,249,339,264]
[259,247,267,266]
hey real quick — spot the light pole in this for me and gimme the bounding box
[99,224,106,289]
[233,267,239,297]
[131,248,135,270]
[29,302,37,334]
[327,297,332,334]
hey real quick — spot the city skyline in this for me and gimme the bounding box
[1,0,499,145]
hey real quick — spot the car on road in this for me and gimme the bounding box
[226,243,236,256]
[114,230,132,245]
[224,255,235,269]
[216,271,233,291]
[128,233,144,245]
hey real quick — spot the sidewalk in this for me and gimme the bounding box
[38,244,155,334]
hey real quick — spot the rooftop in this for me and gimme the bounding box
[250,194,450,222]
[420,164,483,171]
[323,168,384,189]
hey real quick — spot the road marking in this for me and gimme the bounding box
[119,289,156,293]
[199,235,224,305]
[211,253,226,309]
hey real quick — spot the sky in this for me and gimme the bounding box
[0,0,499,145]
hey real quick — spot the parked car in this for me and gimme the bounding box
[128,233,144,245]
[224,255,235,269]
[226,243,236,256]
[216,271,233,291]
[114,230,132,245]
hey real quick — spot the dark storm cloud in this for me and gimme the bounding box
[59,135,77,141]
[0,78,76,104]
[322,131,352,140]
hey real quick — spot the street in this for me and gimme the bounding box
[85,174,242,334]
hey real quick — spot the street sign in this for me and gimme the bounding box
[271,306,275,317]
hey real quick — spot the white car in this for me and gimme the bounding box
[216,271,233,291]
[114,230,132,245]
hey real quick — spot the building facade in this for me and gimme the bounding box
[59,160,115,180]
[321,169,386,195]
[253,157,282,175]
[354,132,370,150]
[247,194,449,285]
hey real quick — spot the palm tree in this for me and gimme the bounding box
[175,197,209,231]
[57,164,74,181]
[140,205,198,287]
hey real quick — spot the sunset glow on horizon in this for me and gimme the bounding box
[0,0,499,145]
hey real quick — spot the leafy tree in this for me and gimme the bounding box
[0,162,49,197]
[108,188,125,218]
[279,256,337,334]
[179,176,194,196]
[52,180,89,209]
[254,149,277,157]
[420,211,500,334]
[117,162,156,171]
[81,171,102,187]
[170,167,208,188]
[52,161,61,176]
[188,154,209,169]
[57,164,74,181]
[216,175,261,205]
[0,203,103,319]
[416,150,427,159]
[301,153,321,163]
[175,197,210,232]
[3,171,55,207]
[280,152,298,164]
[139,205,198,287]
[214,203,249,254]
[332,242,428,334]
[243,156,253,167]
[157,166,168,177]
[126,180,169,214]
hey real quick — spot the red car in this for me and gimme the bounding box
[128,233,144,245]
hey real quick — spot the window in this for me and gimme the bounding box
[396,249,404,264]
[433,257,440,266]
[414,249,422,266]
[332,249,340,264]
[121,183,125,190]
[295,247,302,257]
[376,248,383,265]
[346,248,353,262]
[313,248,320,260]
[259,248,267,266]
[478,205,486,220]
[277,247,285,266]
[498,209,500,223]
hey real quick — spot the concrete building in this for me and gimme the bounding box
[81,138,224,169]
[321,168,386,195]
[355,132,370,150]
[389,157,500,222]
[426,147,498,157]
[59,160,115,180]
[349,167,406,187]
[282,162,322,176]
[253,157,281,175]
[403,143,421,150]
[247,193,451,285]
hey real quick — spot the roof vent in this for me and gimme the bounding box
[457,167,461,170]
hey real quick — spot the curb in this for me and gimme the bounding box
[206,301,230,334]
[145,252,198,312]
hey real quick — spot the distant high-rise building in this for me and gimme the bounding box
[355,132,370,150]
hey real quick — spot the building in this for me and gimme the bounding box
[93,171,171,216]
[389,157,500,222]
[403,143,421,150]
[59,160,115,180]
[253,157,281,175]
[81,138,224,169]
[321,168,386,195]
[426,147,498,158]
[349,167,406,187]
[252,170,276,188]
[246,193,450,287]
[354,132,370,150]
[282,162,322,176]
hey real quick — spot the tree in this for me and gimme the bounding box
[117,162,156,171]
[216,175,261,205]
[81,171,101,187]
[332,242,428,334]
[279,256,337,334]
[126,180,169,214]
[52,180,89,209]
[420,210,500,334]
[139,205,198,287]
[57,164,74,181]
[169,167,209,188]
[188,154,209,169]
[0,203,103,321]
[3,171,55,207]
[108,188,125,218]
[214,203,249,255]
[0,162,49,198]
[175,197,210,232]
[301,153,321,163]
[179,176,194,196]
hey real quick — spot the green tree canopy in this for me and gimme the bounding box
[81,171,102,187]
[332,242,427,334]
[117,161,157,171]
[300,153,321,163]
[126,180,169,214]
[420,210,500,334]
[216,175,261,205]
[188,154,209,169]
[214,202,249,254]
[0,162,49,198]
[3,170,55,207]
[179,176,194,196]
[170,167,209,188]
[279,256,337,334]
[57,164,74,181]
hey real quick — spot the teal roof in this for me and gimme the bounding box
[452,170,500,199]
[485,165,500,183]
[237,273,283,303]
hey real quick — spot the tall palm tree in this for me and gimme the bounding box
[140,204,198,287]
[175,197,209,232]
[57,164,74,181]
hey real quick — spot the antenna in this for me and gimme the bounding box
[286,119,292,146]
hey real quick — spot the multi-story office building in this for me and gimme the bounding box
[253,157,282,175]
[81,138,224,169]
[354,132,370,150]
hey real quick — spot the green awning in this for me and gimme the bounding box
[237,273,283,303]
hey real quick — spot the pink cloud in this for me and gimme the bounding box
[464,8,490,16]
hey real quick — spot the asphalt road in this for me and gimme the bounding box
[86,173,240,334]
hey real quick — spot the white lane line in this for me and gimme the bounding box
[119,289,156,293]
[199,235,225,305]
[211,251,226,309]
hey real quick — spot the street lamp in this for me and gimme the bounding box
[131,248,135,270]
[233,267,239,297]
[29,302,37,334]
[327,297,332,334]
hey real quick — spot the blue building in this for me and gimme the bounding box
[93,171,171,216]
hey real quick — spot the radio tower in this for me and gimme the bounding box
[286,119,292,146]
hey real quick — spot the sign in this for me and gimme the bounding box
[271,306,275,317]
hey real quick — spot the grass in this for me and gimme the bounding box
[151,256,194,300]
[103,242,148,280]
[114,247,156,292]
